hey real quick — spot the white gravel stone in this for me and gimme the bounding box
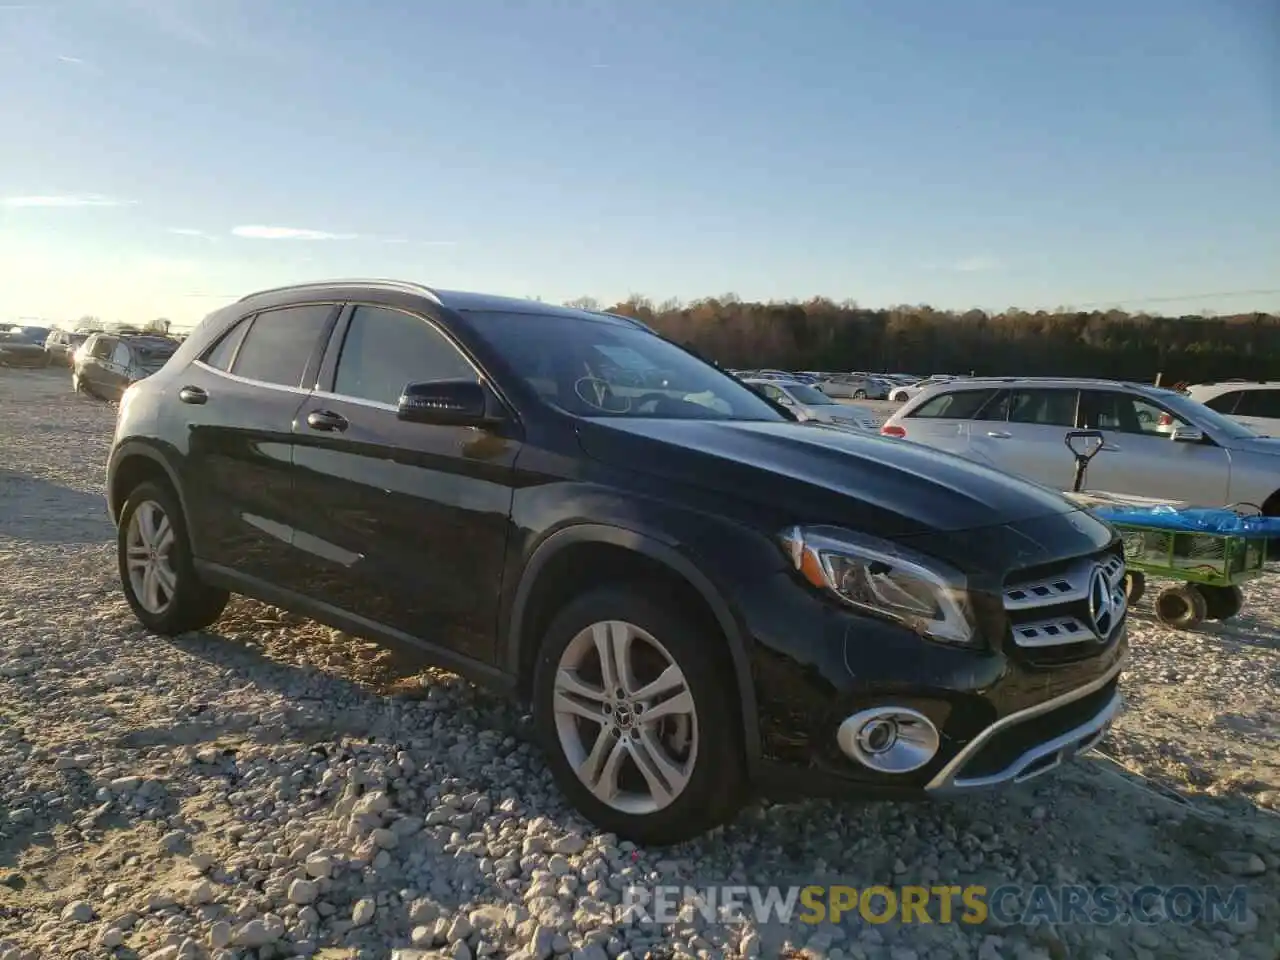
[288,878,319,904]
[352,897,376,927]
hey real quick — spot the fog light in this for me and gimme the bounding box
[837,707,940,773]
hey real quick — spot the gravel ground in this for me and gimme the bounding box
[0,368,1277,960]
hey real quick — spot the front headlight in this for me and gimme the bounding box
[780,525,978,646]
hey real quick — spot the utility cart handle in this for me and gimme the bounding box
[1063,429,1107,493]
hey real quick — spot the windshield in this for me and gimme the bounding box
[463,311,786,421]
[785,384,835,405]
[1160,391,1261,440]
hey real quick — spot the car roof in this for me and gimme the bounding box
[233,279,640,328]
[1187,380,1278,390]
[919,376,1174,394]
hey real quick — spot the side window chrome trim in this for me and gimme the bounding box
[310,389,398,413]
[191,359,312,396]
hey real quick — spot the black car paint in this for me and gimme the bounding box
[108,282,1125,798]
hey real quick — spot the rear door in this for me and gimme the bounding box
[289,303,521,662]
[966,387,1080,489]
[177,303,340,584]
[1078,389,1231,503]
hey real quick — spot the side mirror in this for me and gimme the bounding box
[396,379,495,427]
[1170,425,1204,443]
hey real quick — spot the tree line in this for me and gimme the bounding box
[568,296,1280,383]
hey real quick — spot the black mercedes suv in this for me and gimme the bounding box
[106,280,1127,843]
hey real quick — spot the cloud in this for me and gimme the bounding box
[230,225,456,245]
[167,228,217,241]
[950,255,1003,273]
[231,225,358,241]
[2,194,132,208]
[57,54,85,64]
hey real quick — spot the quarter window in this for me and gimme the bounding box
[910,389,998,419]
[332,305,475,406]
[230,305,334,388]
[90,337,115,360]
[111,342,131,366]
[203,317,253,372]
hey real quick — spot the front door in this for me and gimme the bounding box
[290,303,521,663]
[1077,390,1231,504]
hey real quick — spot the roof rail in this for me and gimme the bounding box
[237,278,442,304]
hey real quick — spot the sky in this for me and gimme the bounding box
[1,0,1277,329]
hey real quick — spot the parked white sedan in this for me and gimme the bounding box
[879,376,1280,511]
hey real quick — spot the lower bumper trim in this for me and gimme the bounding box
[925,652,1125,792]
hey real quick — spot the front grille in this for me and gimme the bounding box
[1002,548,1126,661]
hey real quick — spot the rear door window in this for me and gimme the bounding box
[1007,389,1078,427]
[230,305,334,388]
[1202,390,1241,414]
[1234,390,1280,419]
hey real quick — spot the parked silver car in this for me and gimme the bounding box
[880,376,1280,511]
[819,374,891,399]
[743,378,877,429]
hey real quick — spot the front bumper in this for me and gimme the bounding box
[925,656,1122,792]
[738,559,1128,799]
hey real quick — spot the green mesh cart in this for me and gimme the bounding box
[1062,431,1275,630]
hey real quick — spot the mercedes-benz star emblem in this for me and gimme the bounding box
[1087,565,1114,638]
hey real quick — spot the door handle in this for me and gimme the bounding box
[986,430,1012,439]
[306,409,349,432]
[178,385,208,405]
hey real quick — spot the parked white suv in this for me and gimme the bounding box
[880,377,1280,511]
[1185,381,1280,437]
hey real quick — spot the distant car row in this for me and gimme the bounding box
[0,324,187,370]
[730,369,933,400]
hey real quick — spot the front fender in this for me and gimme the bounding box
[505,522,764,771]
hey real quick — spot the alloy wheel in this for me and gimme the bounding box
[552,620,698,815]
[125,500,178,614]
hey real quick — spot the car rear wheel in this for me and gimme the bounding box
[118,481,229,635]
[853,389,867,399]
[532,584,745,845]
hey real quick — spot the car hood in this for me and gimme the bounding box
[575,418,1082,539]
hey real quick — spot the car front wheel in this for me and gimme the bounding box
[118,481,229,635]
[533,584,745,845]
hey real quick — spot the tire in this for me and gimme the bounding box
[1123,571,1145,606]
[117,480,229,635]
[1199,584,1243,621]
[532,583,745,845]
[1154,584,1207,629]
[853,390,867,399]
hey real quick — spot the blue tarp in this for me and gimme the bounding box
[1091,504,1280,538]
